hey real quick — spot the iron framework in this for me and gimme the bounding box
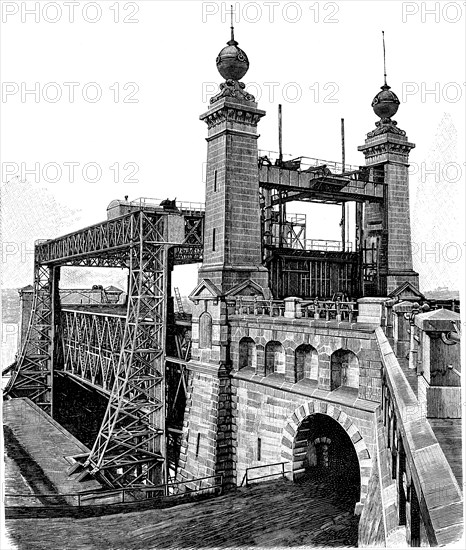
[6,207,203,488]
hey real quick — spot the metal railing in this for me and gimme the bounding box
[269,236,354,252]
[130,197,205,213]
[240,462,290,487]
[258,150,359,174]
[228,297,358,322]
[301,300,358,322]
[228,298,285,317]
[4,474,223,508]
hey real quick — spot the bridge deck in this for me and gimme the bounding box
[5,476,359,549]
[3,398,102,503]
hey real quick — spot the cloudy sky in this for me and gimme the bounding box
[1,0,465,295]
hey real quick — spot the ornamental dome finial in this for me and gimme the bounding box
[371,31,400,119]
[216,5,249,81]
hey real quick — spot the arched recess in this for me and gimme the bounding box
[295,344,318,382]
[281,400,371,509]
[265,341,285,375]
[330,349,359,390]
[199,312,212,349]
[239,337,256,370]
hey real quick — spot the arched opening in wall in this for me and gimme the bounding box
[239,337,256,370]
[294,413,361,511]
[199,312,212,349]
[265,341,285,376]
[295,344,318,382]
[330,349,359,391]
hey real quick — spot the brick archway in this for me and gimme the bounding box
[281,400,371,509]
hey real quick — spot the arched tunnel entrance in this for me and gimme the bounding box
[293,413,361,512]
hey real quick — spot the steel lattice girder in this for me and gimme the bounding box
[5,263,57,413]
[7,208,200,487]
[82,212,168,487]
[35,209,204,266]
[61,309,125,390]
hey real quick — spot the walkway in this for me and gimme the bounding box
[5,474,359,549]
[3,398,102,504]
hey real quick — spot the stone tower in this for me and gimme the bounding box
[179,25,268,488]
[358,60,419,296]
[198,25,269,294]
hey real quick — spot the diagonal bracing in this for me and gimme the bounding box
[81,211,168,486]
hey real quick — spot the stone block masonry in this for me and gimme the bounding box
[230,316,383,403]
[358,130,419,295]
[198,96,269,294]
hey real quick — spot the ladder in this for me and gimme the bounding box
[174,287,184,314]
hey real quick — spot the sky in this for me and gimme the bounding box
[1,0,465,296]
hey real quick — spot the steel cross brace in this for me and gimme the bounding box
[5,262,59,415]
[81,211,168,487]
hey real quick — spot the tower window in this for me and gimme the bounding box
[196,433,201,457]
[212,228,216,251]
[214,169,217,192]
[257,438,262,461]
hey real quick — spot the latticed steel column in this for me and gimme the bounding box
[5,261,60,415]
[82,211,168,487]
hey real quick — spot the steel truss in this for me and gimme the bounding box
[6,210,187,488]
[61,309,125,392]
[81,212,168,487]
[165,317,191,478]
[5,262,58,414]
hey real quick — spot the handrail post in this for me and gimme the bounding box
[122,489,125,503]
[282,462,285,479]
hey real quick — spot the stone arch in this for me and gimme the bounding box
[238,336,256,370]
[265,341,285,375]
[330,348,359,390]
[294,344,318,382]
[199,312,212,349]
[281,400,371,508]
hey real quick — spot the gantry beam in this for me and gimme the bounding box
[35,208,204,266]
[259,164,384,204]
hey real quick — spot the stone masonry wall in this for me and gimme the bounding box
[230,317,382,402]
[358,453,386,547]
[178,368,220,482]
[232,375,377,503]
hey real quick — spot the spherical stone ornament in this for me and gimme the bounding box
[216,39,249,81]
[372,83,400,119]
